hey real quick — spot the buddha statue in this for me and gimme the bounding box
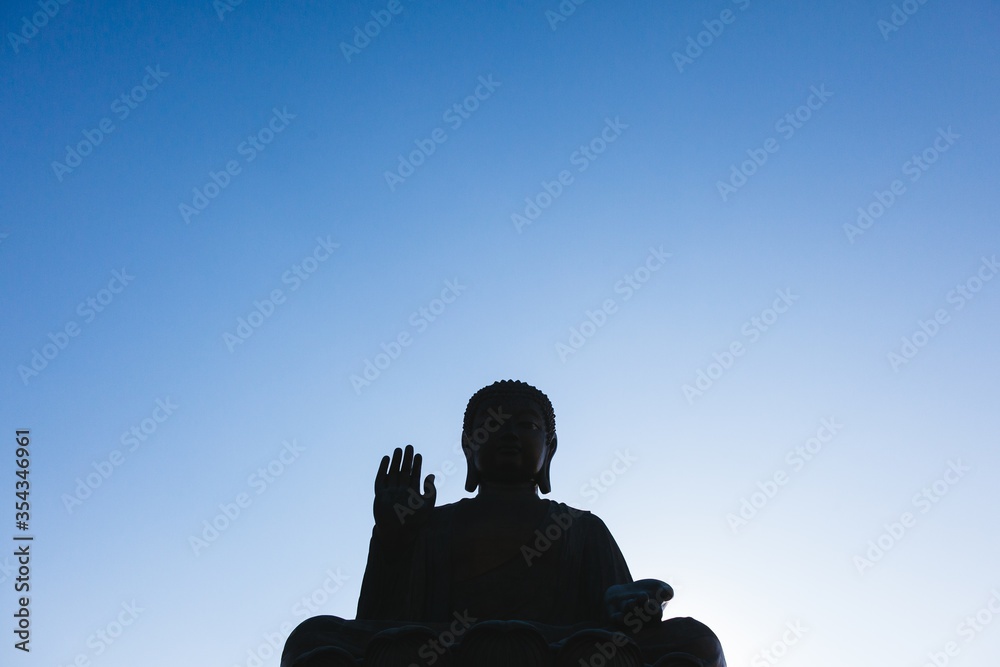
[282,380,726,666]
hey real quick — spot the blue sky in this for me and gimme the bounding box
[2,1,999,665]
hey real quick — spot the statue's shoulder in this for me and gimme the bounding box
[544,498,589,516]
[545,498,601,516]
[541,499,613,532]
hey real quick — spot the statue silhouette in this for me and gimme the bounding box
[282,380,726,666]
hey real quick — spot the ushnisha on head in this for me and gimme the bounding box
[461,380,558,494]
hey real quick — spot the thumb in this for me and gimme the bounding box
[656,581,674,602]
[423,474,437,503]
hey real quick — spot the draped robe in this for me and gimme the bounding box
[282,498,726,666]
[357,498,631,624]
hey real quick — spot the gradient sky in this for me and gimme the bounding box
[2,1,999,666]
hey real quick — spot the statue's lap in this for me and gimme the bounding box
[281,614,725,666]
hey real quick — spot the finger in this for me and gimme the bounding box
[401,444,414,479]
[411,452,422,488]
[423,474,437,505]
[388,447,403,486]
[375,455,390,490]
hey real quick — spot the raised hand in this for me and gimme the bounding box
[373,444,436,543]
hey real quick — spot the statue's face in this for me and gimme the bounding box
[465,394,552,486]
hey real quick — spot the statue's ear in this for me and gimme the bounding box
[462,432,480,492]
[537,435,557,495]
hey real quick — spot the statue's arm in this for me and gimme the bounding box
[357,445,436,620]
[572,511,633,620]
[578,512,673,627]
[356,525,418,620]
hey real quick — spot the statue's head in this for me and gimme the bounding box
[461,380,557,494]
